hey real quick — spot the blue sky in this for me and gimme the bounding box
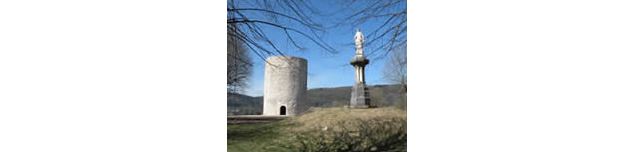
[232,0,406,96]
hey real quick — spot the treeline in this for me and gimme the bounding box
[227,84,406,115]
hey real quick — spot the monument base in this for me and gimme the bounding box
[350,83,370,108]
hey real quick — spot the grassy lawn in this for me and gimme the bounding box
[227,121,293,152]
[227,107,407,152]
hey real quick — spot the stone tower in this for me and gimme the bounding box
[350,29,371,108]
[263,56,308,116]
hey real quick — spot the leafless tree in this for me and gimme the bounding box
[383,45,406,93]
[227,23,252,93]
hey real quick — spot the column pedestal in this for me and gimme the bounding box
[350,83,370,108]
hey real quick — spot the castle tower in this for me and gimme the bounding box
[350,29,371,108]
[263,56,308,116]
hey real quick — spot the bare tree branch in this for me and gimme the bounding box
[334,0,406,61]
[227,0,337,63]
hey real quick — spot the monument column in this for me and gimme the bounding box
[349,29,371,108]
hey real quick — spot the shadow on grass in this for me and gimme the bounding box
[228,122,278,141]
[227,121,298,152]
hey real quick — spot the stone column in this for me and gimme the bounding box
[349,30,370,108]
[350,56,370,108]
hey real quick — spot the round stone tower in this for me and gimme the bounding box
[263,56,307,116]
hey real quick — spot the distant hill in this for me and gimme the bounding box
[227,93,263,115]
[227,84,406,115]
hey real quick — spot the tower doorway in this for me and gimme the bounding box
[280,106,286,115]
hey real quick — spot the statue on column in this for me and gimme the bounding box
[349,29,371,108]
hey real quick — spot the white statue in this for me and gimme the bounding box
[354,29,364,55]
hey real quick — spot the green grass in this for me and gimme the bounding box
[227,107,407,152]
[227,122,287,152]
